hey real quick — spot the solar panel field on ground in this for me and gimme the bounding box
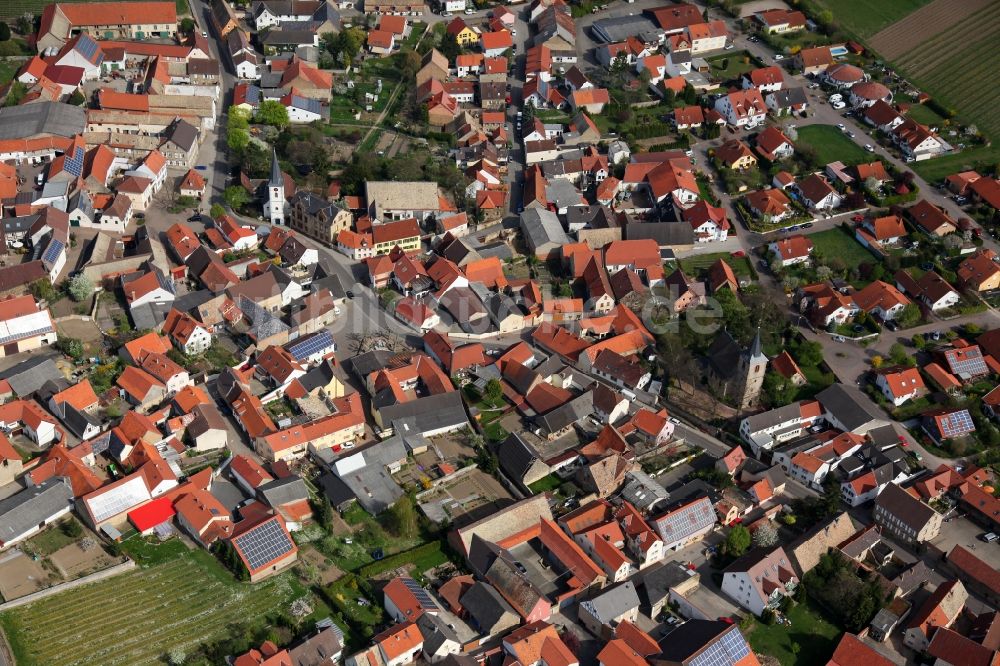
[0,548,296,666]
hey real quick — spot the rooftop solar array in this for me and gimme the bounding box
[246,84,261,104]
[234,518,294,572]
[690,627,751,666]
[655,496,715,542]
[86,476,151,523]
[287,330,335,361]
[945,348,988,378]
[402,577,438,611]
[938,410,974,438]
[0,311,54,345]
[65,147,85,177]
[43,238,65,265]
[75,35,104,66]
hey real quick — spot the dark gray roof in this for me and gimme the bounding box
[0,478,74,544]
[624,222,695,245]
[0,102,85,140]
[497,433,541,481]
[59,402,101,439]
[174,289,216,315]
[129,301,172,331]
[566,205,616,230]
[346,350,396,379]
[639,561,694,608]
[317,472,356,509]
[259,476,310,507]
[707,330,746,381]
[591,14,659,43]
[379,392,469,435]
[767,87,808,108]
[337,462,404,515]
[875,483,937,532]
[817,383,884,432]
[288,625,344,666]
[460,580,519,634]
[188,404,228,439]
[167,119,199,152]
[0,357,63,397]
[659,621,741,663]
[537,390,592,433]
[580,581,640,623]
[261,29,317,46]
[416,613,460,654]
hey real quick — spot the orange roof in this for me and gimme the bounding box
[230,388,277,439]
[375,621,423,661]
[504,621,577,666]
[771,350,804,381]
[117,366,165,401]
[572,88,611,106]
[462,256,507,289]
[480,30,513,50]
[260,393,364,454]
[180,169,205,190]
[139,352,186,384]
[165,222,201,259]
[98,88,150,112]
[383,577,432,621]
[54,2,177,27]
[827,633,896,666]
[28,443,102,496]
[379,14,407,34]
[123,332,172,363]
[173,488,233,541]
[852,280,910,314]
[531,323,590,360]
[878,366,925,399]
[172,385,210,414]
[771,235,813,261]
[230,454,274,489]
[52,379,99,411]
[598,640,648,666]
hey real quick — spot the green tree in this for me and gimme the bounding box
[790,339,823,367]
[912,334,926,350]
[896,303,921,328]
[438,33,461,61]
[229,106,250,130]
[385,496,418,538]
[724,525,751,557]
[67,274,93,302]
[484,378,503,404]
[62,519,82,537]
[179,17,195,35]
[763,371,796,407]
[227,128,250,152]
[313,495,334,532]
[0,22,10,42]
[888,342,908,366]
[224,185,250,210]
[56,337,84,359]
[255,100,290,128]
[5,81,27,107]
[30,278,56,302]
[210,203,226,219]
[336,27,365,66]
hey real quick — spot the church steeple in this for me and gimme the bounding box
[747,327,767,365]
[268,147,283,188]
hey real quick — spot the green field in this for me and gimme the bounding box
[809,227,874,270]
[796,125,868,166]
[0,543,300,666]
[679,252,754,280]
[892,5,1000,153]
[806,0,931,38]
[748,601,843,665]
[707,52,756,82]
[904,103,946,128]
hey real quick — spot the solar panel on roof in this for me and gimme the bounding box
[946,348,987,378]
[689,626,751,666]
[939,410,974,438]
[76,35,99,63]
[247,85,261,104]
[42,238,65,265]
[288,330,334,360]
[402,577,437,610]
[233,518,294,571]
[65,147,84,177]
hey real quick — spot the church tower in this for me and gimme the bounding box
[265,148,286,225]
[736,328,768,409]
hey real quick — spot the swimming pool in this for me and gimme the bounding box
[830,46,848,56]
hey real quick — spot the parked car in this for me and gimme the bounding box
[864,144,875,152]
[832,101,846,110]
[884,320,899,331]
[833,335,847,343]
[828,94,843,102]
[774,54,784,60]
[982,532,999,543]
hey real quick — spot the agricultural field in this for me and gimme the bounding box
[888,1,1000,142]
[867,0,994,59]
[0,543,301,666]
[795,125,868,166]
[808,0,931,38]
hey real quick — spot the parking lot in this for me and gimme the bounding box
[934,514,1000,570]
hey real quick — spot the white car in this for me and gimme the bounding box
[837,123,846,130]
[669,417,681,425]
[828,94,843,102]
[464,7,474,14]
[865,144,875,152]
[831,101,846,109]
[774,54,784,60]
[725,43,735,50]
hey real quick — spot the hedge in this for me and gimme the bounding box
[357,542,446,577]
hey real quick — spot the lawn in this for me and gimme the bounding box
[707,52,756,82]
[25,518,83,557]
[0,542,300,666]
[747,601,843,665]
[904,103,946,127]
[805,0,931,38]
[528,474,563,494]
[679,252,755,280]
[911,143,1000,183]
[809,227,874,271]
[795,125,869,166]
[0,61,17,87]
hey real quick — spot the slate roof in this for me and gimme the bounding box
[0,478,74,545]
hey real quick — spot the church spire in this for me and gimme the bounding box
[748,327,766,363]
[268,147,283,188]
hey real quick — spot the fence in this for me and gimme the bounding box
[0,559,135,611]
